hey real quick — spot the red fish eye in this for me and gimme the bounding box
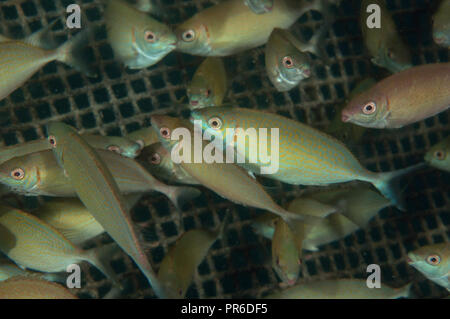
[107,145,121,154]
[11,168,25,180]
[362,102,377,115]
[48,136,57,148]
[160,127,171,139]
[434,150,445,160]
[150,153,161,164]
[145,31,156,43]
[426,254,441,265]
[208,117,222,130]
[182,30,195,42]
[282,56,294,69]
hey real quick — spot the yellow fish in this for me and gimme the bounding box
[360,0,412,73]
[191,107,424,210]
[267,279,411,299]
[105,0,176,69]
[187,57,227,109]
[0,149,199,210]
[0,134,142,166]
[0,23,94,101]
[157,212,230,298]
[408,243,450,292]
[0,277,78,299]
[252,186,392,251]
[0,259,66,283]
[47,122,165,298]
[0,205,120,286]
[175,0,324,56]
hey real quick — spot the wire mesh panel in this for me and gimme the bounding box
[0,0,448,299]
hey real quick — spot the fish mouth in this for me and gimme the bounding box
[341,112,351,122]
[433,34,446,45]
[406,253,417,264]
[190,100,199,107]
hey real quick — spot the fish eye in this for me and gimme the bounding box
[48,136,57,148]
[208,117,222,130]
[362,102,377,115]
[434,150,445,160]
[107,145,121,154]
[182,30,195,42]
[160,127,171,139]
[387,50,395,59]
[205,89,211,97]
[11,168,25,180]
[282,56,294,69]
[150,153,161,165]
[426,254,441,265]
[145,31,156,43]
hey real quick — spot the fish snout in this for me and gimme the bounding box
[341,112,351,123]
[190,100,199,107]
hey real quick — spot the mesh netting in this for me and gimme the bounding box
[0,0,449,299]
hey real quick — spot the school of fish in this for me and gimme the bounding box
[0,0,448,300]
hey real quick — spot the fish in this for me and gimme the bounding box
[157,212,231,298]
[254,186,391,251]
[408,243,450,292]
[265,27,324,92]
[0,205,121,286]
[0,23,94,101]
[150,115,312,225]
[47,122,166,298]
[266,279,411,298]
[342,63,450,129]
[187,57,227,109]
[271,218,301,286]
[127,127,159,148]
[33,198,105,245]
[244,0,274,14]
[0,149,200,210]
[0,277,78,299]
[325,78,376,144]
[139,142,200,185]
[175,0,325,56]
[0,134,142,166]
[360,0,412,73]
[191,107,425,210]
[34,196,143,245]
[105,0,177,69]
[0,259,66,283]
[433,0,450,48]
[425,136,450,173]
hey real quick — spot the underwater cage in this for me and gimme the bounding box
[0,0,448,299]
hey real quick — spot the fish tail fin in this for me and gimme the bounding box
[55,29,97,77]
[166,186,201,211]
[372,163,426,211]
[24,19,60,50]
[84,243,123,289]
[304,0,334,59]
[41,272,68,284]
